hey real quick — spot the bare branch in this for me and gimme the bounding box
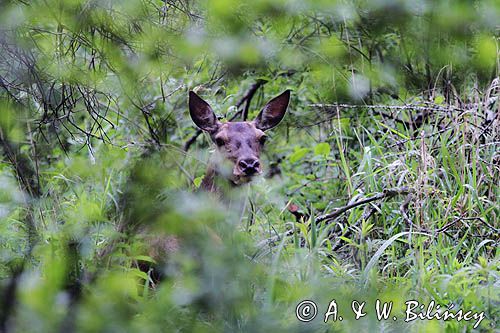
[316,186,413,223]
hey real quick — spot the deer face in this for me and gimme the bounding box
[189,90,290,185]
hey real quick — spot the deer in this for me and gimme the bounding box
[135,90,291,285]
[188,89,291,193]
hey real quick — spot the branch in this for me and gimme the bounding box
[183,128,203,152]
[0,266,23,332]
[0,131,41,197]
[316,186,413,223]
[241,79,268,121]
[256,187,413,252]
[308,99,497,126]
[309,102,468,114]
[0,112,41,332]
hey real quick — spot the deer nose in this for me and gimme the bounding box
[238,158,260,175]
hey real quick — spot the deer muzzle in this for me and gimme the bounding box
[238,157,261,176]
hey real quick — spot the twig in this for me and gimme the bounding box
[255,187,413,252]
[0,130,41,197]
[316,186,413,223]
[309,98,497,128]
[437,216,499,233]
[309,103,467,113]
[241,79,267,121]
[0,266,22,332]
[183,128,203,151]
[400,193,414,226]
[255,229,295,249]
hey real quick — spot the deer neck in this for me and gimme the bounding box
[201,164,239,193]
[200,163,218,192]
[200,155,242,195]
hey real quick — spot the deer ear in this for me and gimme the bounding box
[189,91,220,133]
[254,90,290,131]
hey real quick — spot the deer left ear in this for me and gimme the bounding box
[189,91,220,133]
[254,90,290,131]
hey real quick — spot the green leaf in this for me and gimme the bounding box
[130,268,149,281]
[314,142,330,156]
[193,175,204,188]
[434,95,445,104]
[289,148,309,163]
[133,255,157,264]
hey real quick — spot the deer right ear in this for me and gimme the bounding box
[189,91,220,133]
[254,90,290,131]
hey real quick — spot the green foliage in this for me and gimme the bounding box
[0,0,499,332]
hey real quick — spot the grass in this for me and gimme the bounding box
[0,81,498,332]
[0,0,498,331]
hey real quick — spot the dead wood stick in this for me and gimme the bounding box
[310,103,471,113]
[316,186,413,223]
[257,186,413,249]
[241,79,267,121]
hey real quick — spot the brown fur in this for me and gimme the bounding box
[189,90,291,191]
[138,90,290,284]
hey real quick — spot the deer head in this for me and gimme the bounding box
[189,90,290,186]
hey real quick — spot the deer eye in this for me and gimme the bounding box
[259,135,268,145]
[215,138,225,147]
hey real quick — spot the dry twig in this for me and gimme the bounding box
[316,186,413,223]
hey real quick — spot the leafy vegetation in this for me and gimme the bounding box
[0,0,498,332]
